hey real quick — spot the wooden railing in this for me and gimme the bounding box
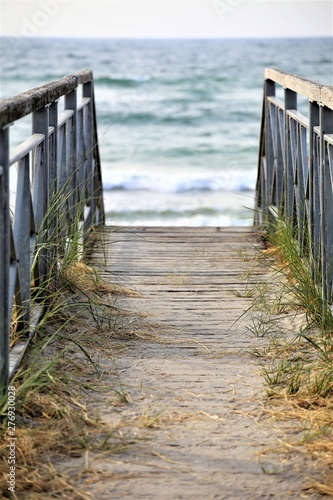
[0,69,105,392]
[254,68,333,304]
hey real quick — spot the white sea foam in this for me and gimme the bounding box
[102,168,256,194]
[103,189,255,227]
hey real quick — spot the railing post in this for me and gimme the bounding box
[49,100,59,273]
[319,105,333,303]
[0,126,10,394]
[82,81,94,235]
[32,105,50,282]
[13,155,31,329]
[284,89,297,220]
[91,85,105,226]
[257,78,276,225]
[64,88,78,227]
[308,101,320,267]
[264,80,276,213]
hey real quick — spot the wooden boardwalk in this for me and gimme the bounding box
[97,226,265,345]
[87,226,312,499]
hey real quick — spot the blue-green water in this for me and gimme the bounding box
[1,37,332,225]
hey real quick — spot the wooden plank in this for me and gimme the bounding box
[92,226,268,343]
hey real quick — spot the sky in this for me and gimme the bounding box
[0,0,332,39]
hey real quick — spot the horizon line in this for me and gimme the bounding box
[1,34,332,40]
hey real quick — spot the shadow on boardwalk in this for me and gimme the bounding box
[73,227,320,499]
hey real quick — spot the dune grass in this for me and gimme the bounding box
[0,167,140,498]
[249,214,333,495]
[0,221,135,498]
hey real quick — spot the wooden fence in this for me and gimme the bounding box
[254,68,333,304]
[0,69,105,393]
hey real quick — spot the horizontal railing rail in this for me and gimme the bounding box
[0,69,105,393]
[254,68,333,304]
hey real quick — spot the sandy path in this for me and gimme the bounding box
[79,227,319,499]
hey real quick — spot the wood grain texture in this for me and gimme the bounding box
[83,226,313,499]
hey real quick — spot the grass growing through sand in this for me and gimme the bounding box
[0,174,138,498]
[249,214,333,494]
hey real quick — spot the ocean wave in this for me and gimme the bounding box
[98,109,219,126]
[95,75,151,87]
[108,207,220,218]
[102,170,256,193]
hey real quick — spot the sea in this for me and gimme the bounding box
[1,37,332,226]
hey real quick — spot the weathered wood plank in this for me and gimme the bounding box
[95,226,267,333]
[0,69,94,127]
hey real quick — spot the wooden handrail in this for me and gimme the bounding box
[0,69,93,127]
[264,68,333,109]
